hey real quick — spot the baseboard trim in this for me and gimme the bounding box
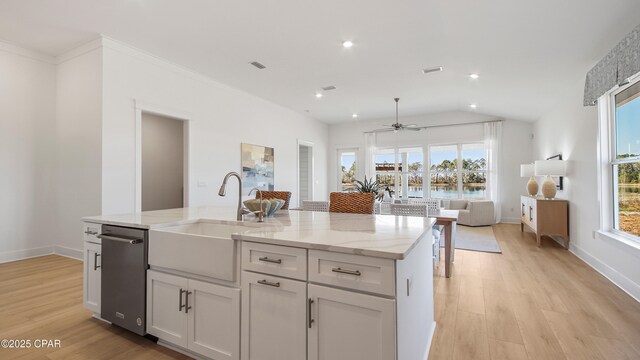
[570,244,640,303]
[500,217,520,224]
[54,245,83,261]
[0,246,54,264]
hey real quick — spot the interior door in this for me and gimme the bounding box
[308,284,396,360]
[188,279,240,360]
[241,271,307,360]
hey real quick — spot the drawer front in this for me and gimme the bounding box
[242,242,307,280]
[308,250,395,297]
[83,222,102,244]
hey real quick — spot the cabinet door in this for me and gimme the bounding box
[241,271,307,360]
[147,270,189,348]
[188,279,240,360]
[83,242,101,313]
[308,284,396,360]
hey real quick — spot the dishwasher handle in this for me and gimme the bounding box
[97,234,143,245]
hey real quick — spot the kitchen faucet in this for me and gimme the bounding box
[248,187,264,222]
[218,172,252,221]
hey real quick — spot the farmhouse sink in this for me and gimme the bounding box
[149,221,254,281]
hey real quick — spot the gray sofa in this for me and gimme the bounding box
[446,199,495,226]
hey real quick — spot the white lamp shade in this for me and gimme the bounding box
[535,160,566,176]
[520,164,535,177]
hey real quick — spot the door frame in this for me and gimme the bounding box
[297,139,314,208]
[134,100,192,212]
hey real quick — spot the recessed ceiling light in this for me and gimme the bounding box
[469,73,480,79]
[422,66,443,74]
[352,113,358,118]
[469,104,478,109]
[342,41,354,48]
[315,92,323,98]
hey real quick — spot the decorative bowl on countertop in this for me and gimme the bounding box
[266,199,285,216]
[243,199,271,216]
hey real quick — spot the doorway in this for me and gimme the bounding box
[298,140,314,207]
[141,112,185,211]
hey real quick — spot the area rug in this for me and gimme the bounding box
[441,225,502,253]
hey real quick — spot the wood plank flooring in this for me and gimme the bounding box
[429,224,640,360]
[0,224,638,359]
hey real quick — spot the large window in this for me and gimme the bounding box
[338,149,357,192]
[429,143,487,199]
[612,81,640,238]
[374,147,424,199]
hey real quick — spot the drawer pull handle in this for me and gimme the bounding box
[529,206,533,221]
[257,279,281,287]
[308,298,314,328]
[93,253,101,270]
[258,257,282,264]
[179,288,186,312]
[332,267,361,276]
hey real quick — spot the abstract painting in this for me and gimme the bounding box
[241,143,275,193]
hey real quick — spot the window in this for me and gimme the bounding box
[374,147,424,199]
[612,81,640,238]
[429,143,487,199]
[338,149,357,192]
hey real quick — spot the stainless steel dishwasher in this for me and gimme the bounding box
[98,225,148,336]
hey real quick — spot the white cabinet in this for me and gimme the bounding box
[241,271,307,360]
[308,284,396,360]
[83,241,101,314]
[147,270,240,360]
[147,270,189,347]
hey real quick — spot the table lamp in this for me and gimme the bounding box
[520,164,538,196]
[534,160,566,199]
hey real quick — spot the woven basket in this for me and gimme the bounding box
[255,191,292,210]
[329,192,375,214]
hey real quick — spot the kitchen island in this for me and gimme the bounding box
[83,207,436,360]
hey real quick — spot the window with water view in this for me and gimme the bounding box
[429,143,486,199]
[375,147,423,198]
[613,81,640,238]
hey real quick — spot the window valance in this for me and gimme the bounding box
[584,24,640,106]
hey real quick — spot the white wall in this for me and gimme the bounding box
[100,38,328,216]
[0,42,57,261]
[533,79,640,300]
[328,111,533,222]
[55,46,103,255]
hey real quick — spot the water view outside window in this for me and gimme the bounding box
[614,81,640,237]
[429,143,487,199]
[340,151,356,192]
[429,145,458,198]
[374,148,424,198]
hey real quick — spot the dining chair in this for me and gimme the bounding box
[329,192,375,214]
[302,200,329,212]
[389,203,428,217]
[255,191,292,210]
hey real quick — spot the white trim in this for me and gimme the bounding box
[570,242,640,302]
[134,100,193,212]
[500,217,520,225]
[0,40,56,64]
[56,37,103,64]
[54,245,83,261]
[297,140,315,207]
[0,246,54,264]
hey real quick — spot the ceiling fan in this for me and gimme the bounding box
[371,98,421,133]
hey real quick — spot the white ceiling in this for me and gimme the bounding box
[1,0,639,123]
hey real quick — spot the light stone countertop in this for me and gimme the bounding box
[83,207,436,259]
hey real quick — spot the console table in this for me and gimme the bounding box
[520,196,569,249]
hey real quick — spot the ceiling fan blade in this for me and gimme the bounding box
[404,124,418,127]
[403,127,422,131]
[371,128,396,133]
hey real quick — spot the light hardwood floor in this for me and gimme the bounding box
[1,224,639,359]
[429,224,640,360]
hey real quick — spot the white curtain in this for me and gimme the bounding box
[364,132,377,180]
[484,121,502,223]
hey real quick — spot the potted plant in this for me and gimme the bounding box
[353,176,384,201]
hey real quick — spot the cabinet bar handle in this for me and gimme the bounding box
[185,291,192,314]
[258,256,282,264]
[308,298,315,328]
[331,267,361,276]
[257,279,281,287]
[529,206,533,221]
[521,204,525,216]
[93,253,101,270]
[179,289,186,312]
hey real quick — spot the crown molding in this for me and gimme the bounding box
[55,36,104,64]
[0,39,56,64]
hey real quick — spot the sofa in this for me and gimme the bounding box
[446,199,495,226]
